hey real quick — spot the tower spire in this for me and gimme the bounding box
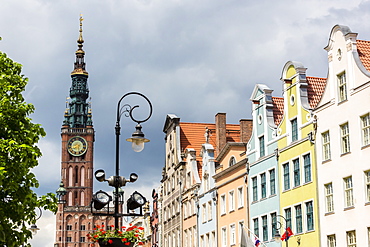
[63,15,92,128]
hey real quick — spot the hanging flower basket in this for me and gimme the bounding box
[87,224,145,247]
[98,238,135,247]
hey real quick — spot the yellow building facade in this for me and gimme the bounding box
[276,61,326,247]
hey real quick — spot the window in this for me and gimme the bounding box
[80,237,85,242]
[293,159,300,187]
[295,205,302,234]
[229,156,236,167]
[284,208,292,229]
[184,202,188,218]
[327,235,336,247]
[270,212,277,238]
[200,235,204,247]
[325,183,334,213]
[187,172,191,188]
[252,177,258,202]
[212,231,216,247]
[306,201,314,231]
[322,131,331,161]
[366,171,370,203]
[259,136,265,157]
[66,237,72,242]
[221,227,227,247]
[238,221,245,241]
[237,187,244,208]
[66,225,72,230]
[362,114,370,146]
[230,224,236,245]
[291,118,298,141]
[253,218,259,237]
[208,201,212,221]
[220,194,226,215]
[338,72,347,102]
[261,173,266,199]
[80,224,86,231]
[202,204,206,223]
[346,231,356,247]
[340,123,350,154]
[270,169,276,195]
[344,176,354,207]
[304,154,312,183]
[283,163,290,191]
[262,215,268,241]
[229,190,235,212]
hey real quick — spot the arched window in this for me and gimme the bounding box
[68,166,73,187]
[75,166,78,184]
[229,156,236,167]
[81,166,85,186]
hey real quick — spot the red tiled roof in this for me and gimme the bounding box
[272,97,284,126]
[179,122,240,180]
[179,122,240,162]
[306,76,327,108]
[357,40,370,71]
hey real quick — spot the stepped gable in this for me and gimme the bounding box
[357,40,370,71]
[272,97,284,126]
[307,76,327,108]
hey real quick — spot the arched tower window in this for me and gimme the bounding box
[81,166,85,186]
[75,166,78,184]
[81,191,85,206]
[68,166,73,187]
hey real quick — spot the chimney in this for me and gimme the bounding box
[215,113,226,156]
[240,119,252,143]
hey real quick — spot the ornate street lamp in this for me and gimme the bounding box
[273,214,289,247]
[91,92,152,230]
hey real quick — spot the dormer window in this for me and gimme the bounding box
[229,156,236,167]
[259,136,265,157]
[338,72,347,102]
[291,118,298,142]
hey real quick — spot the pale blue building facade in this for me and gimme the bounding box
[246,84,281,246]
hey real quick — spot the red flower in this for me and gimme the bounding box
[125,243,130,246]
[111,225,115,228]
[108,239,113,244]
[122,238,127,242]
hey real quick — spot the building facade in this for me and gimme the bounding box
[246,84,283,246]
[276,61,325,247]
[213,113,252,247]
[315,25,370,247]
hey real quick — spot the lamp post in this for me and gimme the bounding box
[91,92,152,230]
[273,214,288,247]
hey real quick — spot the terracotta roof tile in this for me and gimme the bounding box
[357,40,370,71]
[179,122,240,163]
[272,97,284,126]
[306,76,327,108]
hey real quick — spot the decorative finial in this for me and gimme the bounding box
[204,127,210,143]
[78,14,84,45]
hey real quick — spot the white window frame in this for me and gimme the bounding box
[220,194,226,215]
[362,113,370,146]
[229,223,236,245]
[338,72,347,102]
[229,190,235,212]
[340,123,350,154]
[202,203,207,223]
[221,226,227,247]
[346,230,356,247]
[208,200,212,221]
[237,186,244,208]
[322,131,331,161]
[327,234,336,247]
[365,170,370,203]
[344,176,354,208]
[325,183,334,213]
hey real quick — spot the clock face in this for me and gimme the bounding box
[67,136,88,156]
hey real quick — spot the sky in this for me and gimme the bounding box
[1,0,370,246]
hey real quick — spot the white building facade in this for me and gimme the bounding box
[315,25,370,247]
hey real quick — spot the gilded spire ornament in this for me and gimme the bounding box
[71,14,88,75]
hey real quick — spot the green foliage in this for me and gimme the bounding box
[0,51,57,246]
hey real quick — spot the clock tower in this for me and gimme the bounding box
[55,16,114,247]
